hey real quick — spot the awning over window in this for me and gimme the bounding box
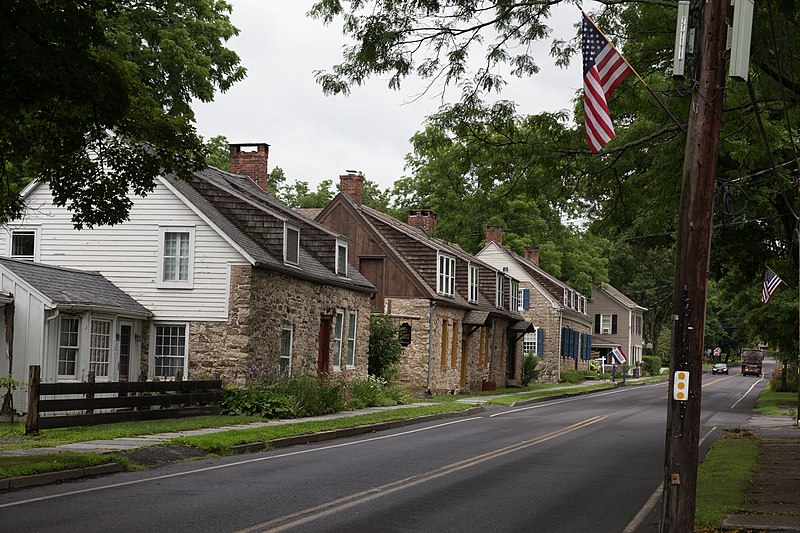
[509,320,535,333]
[463,310,490,326]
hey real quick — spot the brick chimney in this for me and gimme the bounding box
[485,226,503,246]
[408,210,437,234]
[339,171,364,206]
[524,247,540,265]
[229,143,269,190]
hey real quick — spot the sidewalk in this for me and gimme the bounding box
[721,414,800,532]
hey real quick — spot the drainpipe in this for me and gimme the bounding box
[427,300,436,394]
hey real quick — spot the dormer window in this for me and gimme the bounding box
[284,224,300,265]
[563,288,568,306]
[496,273,505,308]
[336,240,348,276]
[9,228,38,261]
[468,263,479,303]
[437,252,455,296]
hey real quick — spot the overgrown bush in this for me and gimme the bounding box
[522,354,541,386]
[368,315,404,381]
[770,366,798,392]
[559,369,587,384]
[642,356,662,376]
[220,387,297,418]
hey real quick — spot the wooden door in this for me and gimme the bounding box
[318,317,332,374]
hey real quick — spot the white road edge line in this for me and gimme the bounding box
[731,378,763,410]
[622,426,717,533]
[0,417,482,509]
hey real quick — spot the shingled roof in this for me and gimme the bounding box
[0,258,152,317]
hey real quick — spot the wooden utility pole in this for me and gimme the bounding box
[660,1,729,532]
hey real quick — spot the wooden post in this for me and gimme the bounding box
[86,370,95,414]
[660,1,728,531]
[25,365,40,435]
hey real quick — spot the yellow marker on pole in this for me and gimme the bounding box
[673,371,689,401]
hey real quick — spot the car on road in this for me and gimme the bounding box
[711,363,728,374]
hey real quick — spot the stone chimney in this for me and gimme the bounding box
[339,171,364,206]
[229,143,269,190]
[408,210,437,234]
[485,226,503,246]
[524,247,540,265]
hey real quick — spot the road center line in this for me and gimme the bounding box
[235,416,608,533]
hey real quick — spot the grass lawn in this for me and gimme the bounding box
[0,415,262,451]
[485,383,617,406]
[695,430,760,530]
[0,451,124,479]
[754,390,798,417]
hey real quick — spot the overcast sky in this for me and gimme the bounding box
[192,1,585,191]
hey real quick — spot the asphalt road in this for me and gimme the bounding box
[0,364,768,533]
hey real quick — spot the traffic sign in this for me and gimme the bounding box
[713,347,721,356]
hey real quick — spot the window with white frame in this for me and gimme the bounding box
[468,264,479,303]
[523,332,537,356]
[346,310,357,368]
[332,309,344,368]
[153,323,187,378]
[495,273,505,308]
[10,229,37,261]
[437,253,455,296]
[336,240,348,276]
[284,224,300,265]
[510,279,520,311]
[58,317,80,377]
[89,319,112,378]
[280,325,293,375]
[563,288,568,306]
[580,296,586,314]
[600,314,614,334]
[158,227,194,287]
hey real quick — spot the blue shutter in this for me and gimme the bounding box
[580,333,586,360]
[522,288,530,310]
[573,330,579,358]
[560,328,566,357]
[536,328,544,356]
[587,334,593,359]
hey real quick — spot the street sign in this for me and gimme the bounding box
[673,371,689,401]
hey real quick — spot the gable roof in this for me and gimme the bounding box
[163,167,374,294]
[0,257,152,317]
[597,283,647,311]
[320,193,522,319]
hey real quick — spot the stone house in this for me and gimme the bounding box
[315,173,532,394]
[477,230,593,382]
[1,143,375,392]
[588,283,647,373]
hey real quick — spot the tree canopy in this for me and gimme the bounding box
[0,0,245,228]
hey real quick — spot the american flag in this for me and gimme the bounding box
[582,14,631,153]
[762,267,783,304]
[609,346,627,364]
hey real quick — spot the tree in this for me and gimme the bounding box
[204,135,231,171]
[1,0,245,228]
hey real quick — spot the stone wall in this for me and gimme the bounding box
[519,283,562,383]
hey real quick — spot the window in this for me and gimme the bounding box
[10,229,37,261]
[633,314,643,336]
[601,315,612,334]
[153,323,187,378]
[336,240,348,276]
[563,288,568,306]
[523,332,536,356]
[284,224,300,265]
[437,253,455,296]
[596,313,618,335]
[510,279,520,311]
[158,227,194,287]
[495,274,504,308]
[346,311,357,368]
[89,319,111,378]
[280,325,293,375]
[468,264,479,303]
[58,317,80,377]
[333,310,344,368]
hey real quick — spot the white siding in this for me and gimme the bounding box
[476,245,556,307]
[3,182,248,321]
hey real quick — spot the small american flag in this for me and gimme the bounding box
[582,14,631,153]
[762,267,783,304]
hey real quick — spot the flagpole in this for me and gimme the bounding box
[580,6,687,135]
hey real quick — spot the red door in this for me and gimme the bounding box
[318,317,332,374]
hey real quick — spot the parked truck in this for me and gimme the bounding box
[740,349,765,377]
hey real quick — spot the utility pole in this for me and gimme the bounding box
[660,1,729,532]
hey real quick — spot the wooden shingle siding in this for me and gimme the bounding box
[10,183,244,321]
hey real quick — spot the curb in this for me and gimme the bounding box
[510,383,622,407]
[0,461,123,491]
[231,406,486,454]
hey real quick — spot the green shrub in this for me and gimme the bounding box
[368,315,404,381]
[220,387,297,418]
[642,356,661,376]
[522,354,541,386]
[769,367,798,392]
[559,369,586,384]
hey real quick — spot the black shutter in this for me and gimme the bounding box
[594,314,600,334]
[611,314,618,335]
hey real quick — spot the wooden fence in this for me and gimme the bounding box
[25,365,222,435]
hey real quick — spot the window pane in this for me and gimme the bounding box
[333,311,344,367]
[346,312,357,367]
[163,232,190,281]
[58,317,80,376]
[11,231,35,259]
[286,227,299,264]
[280,327,292,375]
[154,324,186,377]
[89,320,111,377]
